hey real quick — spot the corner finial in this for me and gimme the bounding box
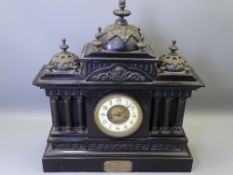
[60,38,69,52]
[93,27,103,50]
[98,26,102,33]
[137,36,147,51]
[95,26,102,39]
[169,40,178,54]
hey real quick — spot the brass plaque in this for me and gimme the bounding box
[104,160,133,172]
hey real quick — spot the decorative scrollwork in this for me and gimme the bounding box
[88,66,146,82]
[103,24,141,43]
[53,142,182,151]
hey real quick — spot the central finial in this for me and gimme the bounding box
[113,0,131,25]
[119,0,126,9]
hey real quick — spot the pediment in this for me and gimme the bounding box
[86,64,153,82]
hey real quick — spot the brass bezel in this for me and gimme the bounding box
[94,94,143,138]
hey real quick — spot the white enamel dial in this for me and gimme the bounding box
[94,94,143,138]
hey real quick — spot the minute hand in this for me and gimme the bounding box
[118,104,132,116]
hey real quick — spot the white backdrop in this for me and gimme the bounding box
[1,1,233,175]
[0,0,233,112]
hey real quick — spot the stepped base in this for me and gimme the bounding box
[42,143,193,172]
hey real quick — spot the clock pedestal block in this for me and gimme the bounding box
[42,130,193,172]
[43,147,192,172]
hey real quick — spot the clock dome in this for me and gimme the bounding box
[159,41,190,73]
[92,0,145,52]
[48,39,80,72]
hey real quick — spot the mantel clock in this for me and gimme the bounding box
[33,0,204,172]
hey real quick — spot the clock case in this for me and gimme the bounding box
[33,0,204,172]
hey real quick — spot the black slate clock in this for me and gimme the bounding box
[33,0,204,172]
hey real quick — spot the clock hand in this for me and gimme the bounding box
[108,112,122,118]
[114,108,128,117]
[108,112,122,119]
[108,108,125,117]
[117,105,131,116]
[108,104,132,117]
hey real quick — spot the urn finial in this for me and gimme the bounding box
[137,36,147,51]
[93,27,103,50]
[48,38,80,72]
[159,40,191,73]
[60,38,69,52]
[169,40,178,54]
[113,0,131,25]
[119,0,126,9]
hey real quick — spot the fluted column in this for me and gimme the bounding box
[161,97,172,134]
[175,97,186,127]
[50,96,60,130]
[77,96,85,131]
[64,96,72,131]
[152,97,161,130]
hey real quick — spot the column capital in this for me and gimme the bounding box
[178,97,187,103]
[165,97,173,102]
[50,96,59,100]
[77,96,84,101]
[154,97,162,101]
[63,96,71,101]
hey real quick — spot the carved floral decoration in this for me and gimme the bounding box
[88,66,146,82]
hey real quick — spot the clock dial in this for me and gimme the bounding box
[94,94,143,138]
[107,105,130,124]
